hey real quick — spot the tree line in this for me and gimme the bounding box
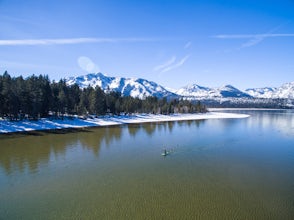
[0,71,207,120]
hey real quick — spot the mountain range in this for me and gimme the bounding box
[175,84,252,99]
[67,73,177,99]
[245,82,294,99]
[66,73,294,100]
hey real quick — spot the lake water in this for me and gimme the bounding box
[0,110,294,219]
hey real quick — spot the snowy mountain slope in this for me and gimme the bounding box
[245,87,277,98]
[66,73,177,99]
[176,84,211,98]
[273,82,294,99]
[246,82,294,99]
[216,85,252,98]
[175,84,252,99]
[66,73,293,101]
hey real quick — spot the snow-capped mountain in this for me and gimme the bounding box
[66,73,177,99]
[275,82,294,99]
[246,82,294,99]
[176,84,211,98]
[215,85,252,98]
[175,84,252,99]
[66,73,293,102]
[245,87,277,98]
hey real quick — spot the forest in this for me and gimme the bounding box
[0,71,207,120]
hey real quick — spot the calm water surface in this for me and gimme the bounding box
[0,110,294,219]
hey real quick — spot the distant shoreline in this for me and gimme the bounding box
[0,112,249,135]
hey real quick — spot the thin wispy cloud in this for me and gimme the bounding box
[154,42,191,74]
[0,37,158,46]
[153,56,176,72]
[213,33,294,49]
[241,36,264,48]
[213,33,294,39]
[160,55,190,73]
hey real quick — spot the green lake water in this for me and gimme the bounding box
[0,110,294,219]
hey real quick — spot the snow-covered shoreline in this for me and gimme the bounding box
[0,112,250,134]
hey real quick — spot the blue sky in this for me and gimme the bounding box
[0,0,293,90]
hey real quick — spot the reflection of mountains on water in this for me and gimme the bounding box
[226,110,294,137]
[250,110,294,137]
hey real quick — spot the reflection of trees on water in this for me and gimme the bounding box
[77,129,104,155]
[176,120,204,128]
[0,132,78,175]
[127,121,177,138]
[141,122,157,136]
[177,120,185,127]
[0,127,123,175]
[140,121,175,136]
[127,120,204,138]
[127,124,141,137]
[77,126,122,153]
[194,120,204,128]
[102,126,122,148]
[167,121,174,132]
[157,121,177,133]
[0,119,208,175]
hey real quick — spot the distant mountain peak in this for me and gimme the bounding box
[219,84,237,90]
[175,83,251,99]
[67,73,294,101]
[66,72,177,99]
[245,81,294,99]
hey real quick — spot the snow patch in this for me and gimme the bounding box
[0,113,249,134]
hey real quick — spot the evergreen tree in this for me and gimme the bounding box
[78,87,91,115]
[88,87,105,115]
[106,91,121,114]
[1,71,18,119]
[0,71,207,119]
[67,84,81,114]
